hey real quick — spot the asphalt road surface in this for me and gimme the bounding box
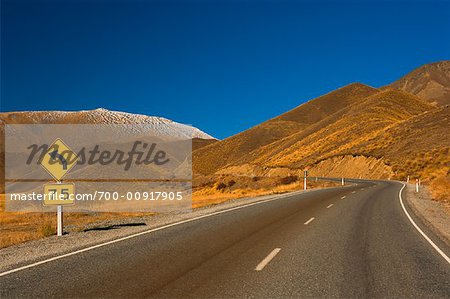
[1,180,450,298]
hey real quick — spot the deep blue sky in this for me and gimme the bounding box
[1,0,449,139]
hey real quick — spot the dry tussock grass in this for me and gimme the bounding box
[192,181,302,208]
[429,174,450,204]
[192,178,340,209]
[0,194,151,248]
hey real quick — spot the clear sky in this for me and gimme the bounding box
[1,0,449,139]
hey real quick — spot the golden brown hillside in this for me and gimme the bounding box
[347,106,450,181]
[307,106,450,201]
[193,80,448,203]
[241,89,434,170]
[192,138,217,151]
[385,60,450,106]
[193,83,378,175]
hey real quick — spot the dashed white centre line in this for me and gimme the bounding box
[341,196,346,199]
[326,204,333,209]
[255,248,281,271]
[304,217,315,225]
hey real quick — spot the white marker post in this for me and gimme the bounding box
[415,179,419,193]
[57,205,63,236]
[303,170,308,191]
[57,181,63,236]
[407,176,410,183]
[341,178,345,186]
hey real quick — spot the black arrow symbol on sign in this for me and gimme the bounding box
[49,149,68,170]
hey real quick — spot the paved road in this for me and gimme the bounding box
[1,180,450,298]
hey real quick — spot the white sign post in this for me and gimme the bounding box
[57,180,62,236]
[43,182,75,236]
[341,178,345,186]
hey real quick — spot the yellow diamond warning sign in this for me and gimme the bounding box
[40,138,78,181]
[43,183,75,206]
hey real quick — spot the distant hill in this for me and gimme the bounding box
[385,60,450,106]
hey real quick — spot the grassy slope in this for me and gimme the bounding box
[243,89,435,169]
[192,138,217,151]
[347,106,450,181]
[193,83,378,175]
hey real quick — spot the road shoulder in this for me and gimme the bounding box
[405,183,450,247]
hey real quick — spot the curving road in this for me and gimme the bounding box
[1,180,450,298]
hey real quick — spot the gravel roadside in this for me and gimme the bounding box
[405,183,450,247]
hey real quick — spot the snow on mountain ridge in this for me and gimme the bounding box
[0,108,215,140]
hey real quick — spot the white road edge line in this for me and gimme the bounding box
[398,183,450,265]
[326,204,333,209]
[0,190,305,277]
[341,196,346,199]
[255,248,281,271]
[304,217,315,225]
